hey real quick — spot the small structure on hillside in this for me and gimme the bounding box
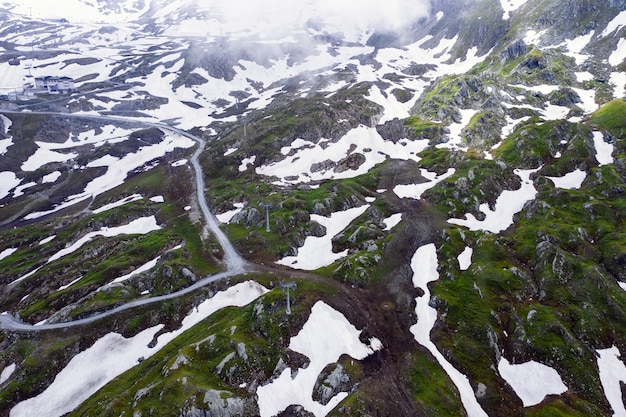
[259,202,272,232]
[34,76,75,93]
[280,282,297,315]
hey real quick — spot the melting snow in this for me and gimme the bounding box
[10,281,269,417]
[382,213,402,231]
[171,159,188,167]
[609,38,626,67]
[239,155,257,172]
[593,132,615,166]
[21,147,78,172]
[12,181,36,198]
[42,171,62,184]
[256,301,380,417]
[438,109,477,150]
[449,168,539,233]
[409,244,488,417]
[0,137,12,156]
[216,203,245,224]
[0,363,16,385]
[57,277,83,292]
[457,247,473,271]
[276,205,369,270]
[366,84,410,123]
[0,114,12,134]
[39,235,56,245]
[24,133,193,220]
[92,194,143,214]
[497,357,568,407]
[500,0,529,19]
[562,31,594,64]
[571,87,598,114]
[257,125,428,184]
[47,216,161,264]
[0,248,18,261]
[547,169,586,189]
[0,172,22,200]
[610,71,626,99]
[596,346,626,417]
[393,168,455,199]
[107,256,160,286]
[601,10,626,37]
[575,71,594,82]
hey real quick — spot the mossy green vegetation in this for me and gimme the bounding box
[424,119,626,415]
[587,99,626,139]
[407,350,466,416]
[66,277,348,417]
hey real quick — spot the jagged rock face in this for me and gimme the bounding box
[312,364,351,405]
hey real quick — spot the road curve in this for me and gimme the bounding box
[0,110,247,331]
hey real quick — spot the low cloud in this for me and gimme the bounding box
[204,0,431,37]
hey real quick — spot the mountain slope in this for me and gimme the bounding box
[0,0,626,416]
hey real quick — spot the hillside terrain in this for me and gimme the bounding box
[0,0,626,416]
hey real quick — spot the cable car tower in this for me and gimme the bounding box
[280,282,296,315]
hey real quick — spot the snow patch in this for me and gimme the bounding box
[171,159,188,167]
[0,363,16,385]
[393,168,455,199]
[42,171,62,184]
[21,147,77,172]
[39,235,56,245]
[10,281,268,417]
[596,346,626,417]
[239,155,256,172]
[0,172,21,200]
[276,205,369,270]
[216,203,246,224]
[382,213,402,231]
[609,38,626,67]
[601,10,626,37]
[0,248,18,261]
[93,194,143,214]
[409,244,488,417]
[47,216,161,264]
[256,125,428,184]
[498,357,568,407]
[500,0,528,20]
[0,138,13,155]
[547,169,586,189]
[256,301,379,417]
[457,247,473,271]
[448,168,539,233]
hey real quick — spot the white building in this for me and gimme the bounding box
[34,76,75,93]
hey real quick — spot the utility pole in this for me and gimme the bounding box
[280,282,296,315]
[259,202,272,232]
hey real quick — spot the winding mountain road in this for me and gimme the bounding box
[0,110,248,331]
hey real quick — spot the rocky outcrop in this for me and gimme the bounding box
[312,364,351,405]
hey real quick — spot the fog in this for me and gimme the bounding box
[6,0,431,40]
[198,0,432,37]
